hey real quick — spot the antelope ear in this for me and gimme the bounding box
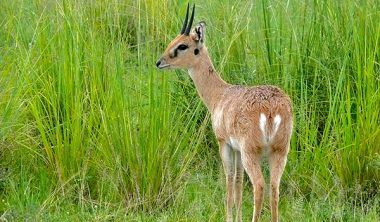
[191,21,206,47]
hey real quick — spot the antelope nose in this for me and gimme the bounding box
[156,59,161,68]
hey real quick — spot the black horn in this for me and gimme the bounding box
[184,4,195,36]
[180,3,190,35]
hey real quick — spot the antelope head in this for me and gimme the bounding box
[156,4,206,70]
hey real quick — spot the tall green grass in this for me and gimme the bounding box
[0,0,208,214]
[0,0,379,220]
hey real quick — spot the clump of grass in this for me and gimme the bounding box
[198,0,380,200]
[0,0,208,215]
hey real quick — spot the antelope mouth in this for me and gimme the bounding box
[157,64,170,69]
[156,59,171,69]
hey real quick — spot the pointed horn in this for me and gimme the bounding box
[180,3,190,35]
[184,4,195,36]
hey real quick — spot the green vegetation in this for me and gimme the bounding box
[0,0,379,221]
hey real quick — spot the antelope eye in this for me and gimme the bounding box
[177,44,188,50]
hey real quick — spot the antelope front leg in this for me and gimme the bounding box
[219,142,235,222]
[234,151,244,222]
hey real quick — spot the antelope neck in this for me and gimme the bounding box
[188,49,229,111]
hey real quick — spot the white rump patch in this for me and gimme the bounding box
[260,113,282,144]
[273,115,282,136]
[259,113,267,138]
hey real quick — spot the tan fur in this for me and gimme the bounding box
[157,22,293,222]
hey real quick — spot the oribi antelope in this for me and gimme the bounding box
[156,4,293,222]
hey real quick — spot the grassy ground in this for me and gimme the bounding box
[0,0,379,221]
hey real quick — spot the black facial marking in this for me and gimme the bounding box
[194,48,199,55]
[194,26,204,43]
[177,44,188,50]
[195,27,202,41]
